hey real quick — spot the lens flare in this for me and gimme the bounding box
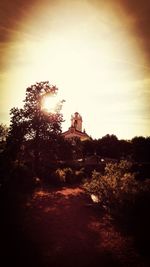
[42,95,57,113]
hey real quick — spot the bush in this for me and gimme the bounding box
[51,168,73,184]
[51,167,84,185]
[74,168,84,182]
[64,168,74,183]
[9,161,35,193]
[83,160,143,213]
[84,160,150,259]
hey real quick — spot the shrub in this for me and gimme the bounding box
[83,160,141,213]
[84,160,150,259]
[51,167,84,185]
[1,160,36,195]
[51,167,73,184]
[63,168,73,183]
[74,168,84,182]
[54,168,66,183]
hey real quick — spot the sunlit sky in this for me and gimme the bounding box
[0,0,150,139]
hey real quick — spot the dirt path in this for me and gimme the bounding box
[20,186,145,267]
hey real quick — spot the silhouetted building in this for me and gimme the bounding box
[62,112,90,141]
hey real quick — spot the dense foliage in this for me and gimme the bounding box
[82,134,150,162]
[5,82,67,174]
[0,124,8,152]
[51,167,84,184]
[84,160,150,214]
[83,160,150,259]
[0,123,8,142]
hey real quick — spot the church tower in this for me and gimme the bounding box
[71,112,82,131]
[62,112,90,141]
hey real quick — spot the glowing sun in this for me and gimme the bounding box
[42,95,57,113]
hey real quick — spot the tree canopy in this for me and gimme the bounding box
[0,123,8,142]
[7,81,65,174]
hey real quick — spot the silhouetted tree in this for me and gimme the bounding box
[0,123,8,142]
[82,139,96,157]
[118,139,132,159]
[0,123,9,152]
[70,137,83,159]
[131,136,150,162]
[96,134,119,159]
[7,81,64,175]
[56,137,73,161]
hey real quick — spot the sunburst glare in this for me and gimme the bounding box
[41,95,58,113]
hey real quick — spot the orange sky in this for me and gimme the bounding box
[0,0,150,139]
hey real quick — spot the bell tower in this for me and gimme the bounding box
[62,111,90,141]
[71,112,82,132]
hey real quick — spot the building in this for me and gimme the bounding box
[62,112,90,141]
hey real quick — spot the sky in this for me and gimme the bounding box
[0,0,150,139]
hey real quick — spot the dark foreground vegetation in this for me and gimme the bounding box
[1,160,150,267]
[0,82,150,266]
